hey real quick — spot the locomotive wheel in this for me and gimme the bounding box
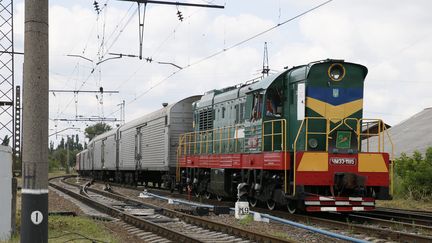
[204,191,211,199]
[287,200,297,214]
[216,195,223,201]
[266,200,276,210]
[248,197,258,207]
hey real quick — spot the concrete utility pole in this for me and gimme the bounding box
[21,0,49,242]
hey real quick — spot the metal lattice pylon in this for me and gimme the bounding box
[0,0,14,147]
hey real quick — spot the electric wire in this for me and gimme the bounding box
[127,0,333,105]
[113,2,210,91]
[60,0,332,123]
[104,0,332,120]
[85,1,219,119]
[54,2,134,121]
[184,0,333,69]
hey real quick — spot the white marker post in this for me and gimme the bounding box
[235,201,249,219]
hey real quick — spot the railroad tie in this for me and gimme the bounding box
[124,225,136,231]
[198,232,225,238]
[143,235,163,242]
[136,232,154,238]
[150,239,171,243]
[129,229,143,234]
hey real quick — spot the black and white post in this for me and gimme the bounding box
[20,0,49,242]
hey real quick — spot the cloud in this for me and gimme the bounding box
[12,0,432,144]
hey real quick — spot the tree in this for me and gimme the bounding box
[58,137,65,150]
[1,135,10,146]
[394,147,432,200]
[85,122,112,141]
[49,141,54,152]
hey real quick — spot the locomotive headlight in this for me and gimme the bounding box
[328,63,345,81]
[308,138,318,149]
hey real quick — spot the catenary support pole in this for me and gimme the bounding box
[20,0,49,242]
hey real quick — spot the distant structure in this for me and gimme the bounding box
[0,0,15,148]
[262,42,270,77]
[364,108,432,157]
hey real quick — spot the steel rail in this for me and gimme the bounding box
[74,177,432,242]
[356,207,432,226]
[57,177,291,243]
[114,180,432,243]
[331,212,432,233]
[49,180,202,243]
[264,209,432,243]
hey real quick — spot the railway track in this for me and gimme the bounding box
[50,177,290,243]
[85,178,432,243]
[356,207,432,226]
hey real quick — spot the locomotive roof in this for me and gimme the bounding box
[196,72,284,108]
[196,59,367,109]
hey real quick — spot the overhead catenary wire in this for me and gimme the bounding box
[61,0,332,123]
[126,0,333,104]
[185,0,333,69]
[77,1,221,121]
[103,0,333,120]
[114,1,216,91]
[55,3,136,121]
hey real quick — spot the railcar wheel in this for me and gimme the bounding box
[287,200,297,214]
[248,198,258,207]
[194,191,200,198]
[216,195,223,201]
[266,200,276,210]
[204,191,211,199]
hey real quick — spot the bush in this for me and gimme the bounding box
[394,147,432,200]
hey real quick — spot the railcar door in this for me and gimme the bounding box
[135,127,142,170]
[101,138,106,169]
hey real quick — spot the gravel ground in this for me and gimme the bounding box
[101,184,347,243]
[49,187,146,243]
[49,189,84,214]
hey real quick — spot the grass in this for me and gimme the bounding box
[238,214,254,225]
[377,198,432,211]
[49,170,77,179]
[6,216,120,243]
[4,174,121,243]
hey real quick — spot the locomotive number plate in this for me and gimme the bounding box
[329,157,357,165]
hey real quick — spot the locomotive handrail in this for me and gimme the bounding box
[358,118,395,196]
[292,117,395,196]
[305,117,328,152]
[293,117,330,195]
[262,119,288,193]
[343,118,359,135]
[178,124,245,156]
[261,119,287,151]
[293,119,306,195]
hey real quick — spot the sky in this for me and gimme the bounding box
[10,0,432,145]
